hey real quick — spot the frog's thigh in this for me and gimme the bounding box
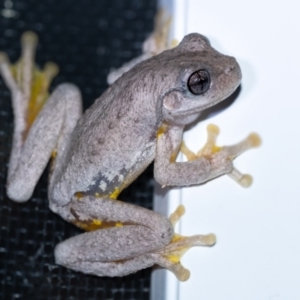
[61,249,159,277]
[55,226,161,277]
[7,84,82,202]
[55,196,174,276]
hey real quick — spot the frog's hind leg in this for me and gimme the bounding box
[54,195,174,277]
[55,196,213,281]
[0,32,38,179]
[0,32,82,202]
[0,32,58,177]
[152,205,215,281]
[5,84,82,203]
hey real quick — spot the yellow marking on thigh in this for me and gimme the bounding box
[73,219,125,232]
[92,219,102,226]
[109,188,120,200]
[74,192,84,199]
[75,190,121,201]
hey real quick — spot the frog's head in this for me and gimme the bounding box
[160,33,242,125]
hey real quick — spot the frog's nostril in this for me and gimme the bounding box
[225,65,235,74]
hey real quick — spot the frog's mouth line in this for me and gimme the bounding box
[163,94,232,117]
[161,76,241,117]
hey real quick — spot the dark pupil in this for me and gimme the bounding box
[188,69,210,95]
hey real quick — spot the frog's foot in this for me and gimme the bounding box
[107,9,177,85]
[143,8,178,56]
[180,124,261,188]
[0,31,58,137]
[154,205,216,281]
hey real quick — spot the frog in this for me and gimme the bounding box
[0,30,260,281]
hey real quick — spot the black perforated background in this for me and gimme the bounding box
[0,0,157,299]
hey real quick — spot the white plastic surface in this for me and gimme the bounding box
[152,0,300,299]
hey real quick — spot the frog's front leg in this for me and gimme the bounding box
[154,124,260,187]
[55,195,214,281]
[0,32,82,202]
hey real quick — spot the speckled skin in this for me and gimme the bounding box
[1,33,242,279]
[50,33,241,208]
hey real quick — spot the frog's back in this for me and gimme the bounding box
[50,68,161,203]
[49,34,219,204]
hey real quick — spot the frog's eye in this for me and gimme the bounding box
[187,69,210,95]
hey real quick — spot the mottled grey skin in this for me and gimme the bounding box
[1,33,242,278]
[50,33,241,208]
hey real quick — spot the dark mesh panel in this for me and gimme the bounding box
[0,0,156,299]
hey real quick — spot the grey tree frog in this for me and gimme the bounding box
[0,29,260,281]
